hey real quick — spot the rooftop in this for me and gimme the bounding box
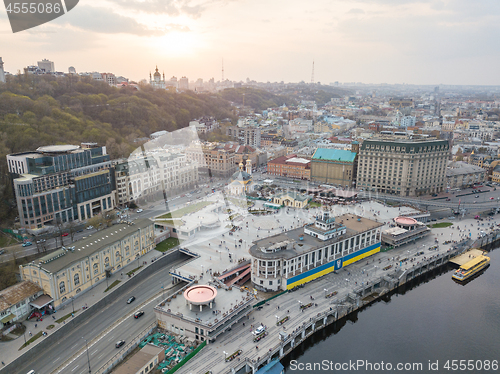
[0,281,43,311]
[249,213,383,260]
[312,148,357,163]
[29,219,153,274]
[158,282,254,328]
[36,145,80,153]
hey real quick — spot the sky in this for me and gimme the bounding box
[1,0,500,85]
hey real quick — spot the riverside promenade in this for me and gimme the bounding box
[178,203,500,374]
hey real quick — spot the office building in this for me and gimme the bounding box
[310,147,358,187]
[7,143,116,230]
[37,59,55,73]
[356,138,450,196]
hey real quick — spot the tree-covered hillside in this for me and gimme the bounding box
[0,75,237,222]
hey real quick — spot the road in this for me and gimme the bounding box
[15,258,186,374]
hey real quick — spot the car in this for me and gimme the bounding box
[446,198,451,201]
[475,195,479,198]
[490,197,494,200]
[136,209,143,213]
[77,229,84,233]
[36,239,46,244]
[253,326,266,336]
[431,193,438,197]
[22,242,32,247]
[115,340,125,348]
[86,226,94,230]
[61,233,69,237]
[127,296,136,304]
[431,218,437,222]
[0,249,5,255]
[134,311,144,319]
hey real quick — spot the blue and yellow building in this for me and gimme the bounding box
[249,211,384,292]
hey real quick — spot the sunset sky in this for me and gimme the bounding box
[1,0,500,85]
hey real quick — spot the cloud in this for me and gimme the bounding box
[108,0,206,17]
[52,5,165,35]
[347,8,365,14]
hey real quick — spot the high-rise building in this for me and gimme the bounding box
[7,143,116,230]
[0,57,5,83]
[179,76,189,90]
[225,126,261,147]
[37,59,55,73]
[356,138,450,196]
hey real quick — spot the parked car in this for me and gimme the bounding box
[475,195,479,198]
[86,226,94,230]
[36,239,46,244]
[136,209,143,213]
[22,242,32,247]
[490,197,494,200]
[61,233,69,237]
[127,296,136,304]
[134,311,144,319]
[115,340,125,348]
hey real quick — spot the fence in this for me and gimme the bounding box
[166,340,207,374]
[0,228,24,241]
[253,290,288,308]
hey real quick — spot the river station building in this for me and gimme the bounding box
[249,211,384,292]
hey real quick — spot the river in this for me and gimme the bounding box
[282,247,500,373]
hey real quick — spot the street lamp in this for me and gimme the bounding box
[71,296,75,314]
[324,288,328,297]
[83,337,91,373]
[223,351,227,360]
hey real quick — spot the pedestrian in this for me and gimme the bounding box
[29,331,32,336]
[35,324,37,328]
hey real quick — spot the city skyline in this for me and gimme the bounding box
[2,0,500,85]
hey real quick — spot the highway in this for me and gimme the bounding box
[16,257,187,374]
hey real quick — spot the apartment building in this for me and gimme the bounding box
[267,154,311,180]
[225,126,261,147]
[114,153,198,206]
[356,138,450,196]
[7,143,116,230]
[185,143,237,178]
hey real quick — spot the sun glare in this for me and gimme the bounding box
[153,31,203,57]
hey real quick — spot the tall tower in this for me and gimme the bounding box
[246,159,252,175]
[0,57,5,83]
[222,58,224,82]
[311,60,314,84]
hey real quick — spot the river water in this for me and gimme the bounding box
[282,248,500,373]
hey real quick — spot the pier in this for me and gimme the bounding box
[179,226,500,374]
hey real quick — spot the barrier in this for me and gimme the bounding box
[166,340,207,374]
